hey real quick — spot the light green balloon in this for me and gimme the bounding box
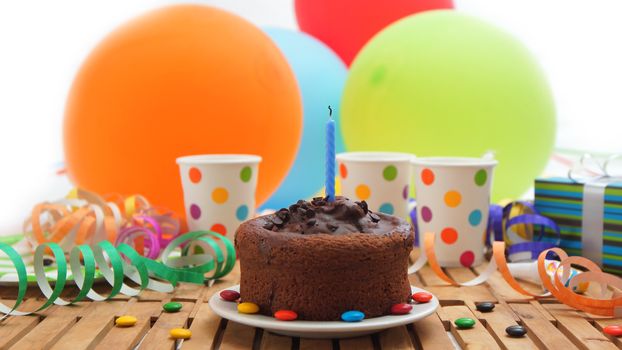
[341,10,556,201]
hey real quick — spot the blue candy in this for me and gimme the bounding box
[341,310,365,322]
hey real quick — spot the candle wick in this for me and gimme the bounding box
[328,105,332,117]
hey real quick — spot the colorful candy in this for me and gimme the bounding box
[238,302,260,314]
[163,302,182,313]
[169,328,192,339]
[505,325,527,337]
[274,310,298,321]
[341,310,365,322]
[115,315,137,327]
[454,317,476,329]
[604,325,622,337]
[475,302,495,313]
[412,292,433,303]
[390,303,413,315]
[220,290,240,302]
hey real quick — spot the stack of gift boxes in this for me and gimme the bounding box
[534,177,622,275]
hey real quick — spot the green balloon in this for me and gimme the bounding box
[341,11,555,201]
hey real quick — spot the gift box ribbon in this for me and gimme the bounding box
[568,154,622,265]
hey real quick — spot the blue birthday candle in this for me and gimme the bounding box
[326,106,335,202]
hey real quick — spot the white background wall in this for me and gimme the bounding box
[1,0,621,234]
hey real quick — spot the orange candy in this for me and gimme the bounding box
[412,292,433,303]
[274,310,298,321]
[604,325,622,337]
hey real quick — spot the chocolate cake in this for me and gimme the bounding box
[234,196,414,321]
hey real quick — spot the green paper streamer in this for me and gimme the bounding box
[0,230,235,317]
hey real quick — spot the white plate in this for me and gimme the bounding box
[209,285,439,339]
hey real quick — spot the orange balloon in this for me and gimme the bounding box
[64,5,302,219]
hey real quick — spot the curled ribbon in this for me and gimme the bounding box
[487,201,560,261]
[24,188,180,256]
[409,202,622,316]
[0,230,235,318]
[410,200,560,260]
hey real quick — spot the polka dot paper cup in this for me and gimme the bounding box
[412,157,497,267]
[176,154,261,236]
[336,152,414,219]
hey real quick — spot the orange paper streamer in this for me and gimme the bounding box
[415,231,622,317]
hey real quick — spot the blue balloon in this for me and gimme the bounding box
[262,28,347,209]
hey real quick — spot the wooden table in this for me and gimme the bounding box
[1,251,621,350]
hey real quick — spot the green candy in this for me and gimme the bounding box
[454,317,476,329]
[163,302,182,313]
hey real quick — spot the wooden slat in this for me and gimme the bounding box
[443,305,500,349]
[172,283,205,301]
[411,313,455,349]
[446,267,478,282]
[436,306,451,324]
[476,302,538,350]
[51,300,128,350]
[184,302,223,350]
[474,266,539,302]
[139,301,194,350]
[593,318,622,347]
[544,303,617,350]
[4,256,619,350]
[378,325,415,349]
[299,337,333,350]
[95,300,161,350]
[509,303,579,350]
[529,300,556,323]
[408,271,424,286]
[426,285,496,305]
[9,302,88,350]
[219,320,257,349]
[0,299,43,349]
[259,331,292,350]
[135,289,169,301]
[339,335,374,350]
[418,265,450,286]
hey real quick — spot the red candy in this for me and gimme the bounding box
[220,290,240,302]
[412,292,433,303]
[274,310,298,321]
[391,303,413,315]
[604,325,622,337]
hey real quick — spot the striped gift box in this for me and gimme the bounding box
[535,177,622,275]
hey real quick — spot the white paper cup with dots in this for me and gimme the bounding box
[411,157,497,267]
[176,154,261,237]
[336,152,414,220]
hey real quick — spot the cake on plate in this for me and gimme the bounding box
[234,196,414,321]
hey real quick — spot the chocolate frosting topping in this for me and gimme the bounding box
[261,196,404,235]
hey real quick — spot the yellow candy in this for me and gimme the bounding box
[115,315,137,327]
[238,302,260,314]
[170,328,192,339]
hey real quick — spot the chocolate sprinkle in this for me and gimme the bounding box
[369,212,380,223]
[356,201,369,214]
[276,208,289,216]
